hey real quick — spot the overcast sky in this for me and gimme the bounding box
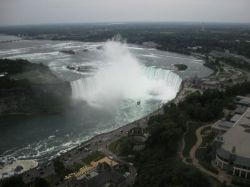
[0,0,250,26]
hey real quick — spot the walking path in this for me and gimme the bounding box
[182,123,232,185]
[189,124,218,178]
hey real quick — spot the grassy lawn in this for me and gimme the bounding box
[108,138,121,155]
[82,151,105,165]
[69,163,84,171]
[183,122,201,157]
[108,137,132,156]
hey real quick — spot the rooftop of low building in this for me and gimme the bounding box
[212,120,234,131]
[236,96,250,106]
[221,108,250,160]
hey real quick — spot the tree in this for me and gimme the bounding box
[34,177,50,187]
[53,159,69,178]
[1,176,26,187]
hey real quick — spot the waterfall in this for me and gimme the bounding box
[71,66,182,106]
[143,66,182,92]
[70,40,182,107]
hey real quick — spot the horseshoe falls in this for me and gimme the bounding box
[70,40,182,108]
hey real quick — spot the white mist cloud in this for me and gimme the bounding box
[70,40,181,108]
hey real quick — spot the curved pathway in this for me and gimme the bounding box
[189,124,231,185]
[189,124,217,178]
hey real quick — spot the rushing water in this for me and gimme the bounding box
[71,67,182,105]
[0,36,212,163]
[71,41,182,108]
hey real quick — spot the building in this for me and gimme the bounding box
[230,114,242,123]
[65,157,127,187]
[212,120,234,134]
[185,75,201,88]
[142,41,160,48]
[68,164,126,187]
[90,157,119,168]
[128,127,148,152]
[235,96,250,107]
[215,108,250,184]
[65,157,119,180]
[212,96,250,135]
[201,80,221,90]
[234,105,248,115]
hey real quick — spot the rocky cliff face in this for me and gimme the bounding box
[0,59,71,115]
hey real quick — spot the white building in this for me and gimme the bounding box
[215,108,250,184]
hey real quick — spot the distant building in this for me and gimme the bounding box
[201,80,221,90]
[235,96,250,107]
[128,127,148,152]
[201,23,205,32]
[65,157,119,180]
[67,163,126,187]
[234,105,248,115]
[142,41,160,48]
[185,75,201,88]
[65,157,127,187]
[230,114,242,123]
[212,120,234,134]
[215,107,250,185]
[91,157,119,169]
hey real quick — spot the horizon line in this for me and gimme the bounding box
[1,21,250,28]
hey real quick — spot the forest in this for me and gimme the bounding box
[133,81,250,187]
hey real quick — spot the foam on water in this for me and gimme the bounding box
[142,54,160,58]
[7,51,60,60]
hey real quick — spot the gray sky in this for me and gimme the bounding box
[0,0,250,26]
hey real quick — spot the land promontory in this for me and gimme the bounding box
[0,59,71,115]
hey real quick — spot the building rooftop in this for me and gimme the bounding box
[203,80,220,85]
[65,156,119,180]
[65,165,94,180]
[91,157,118,168]
[236,96,250,106]
[230,114,242,123]
[234,105,247,114]
[212,120,234,131]
[220,121,234,129]
[221,108,250,161]
[77,170,99,181]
